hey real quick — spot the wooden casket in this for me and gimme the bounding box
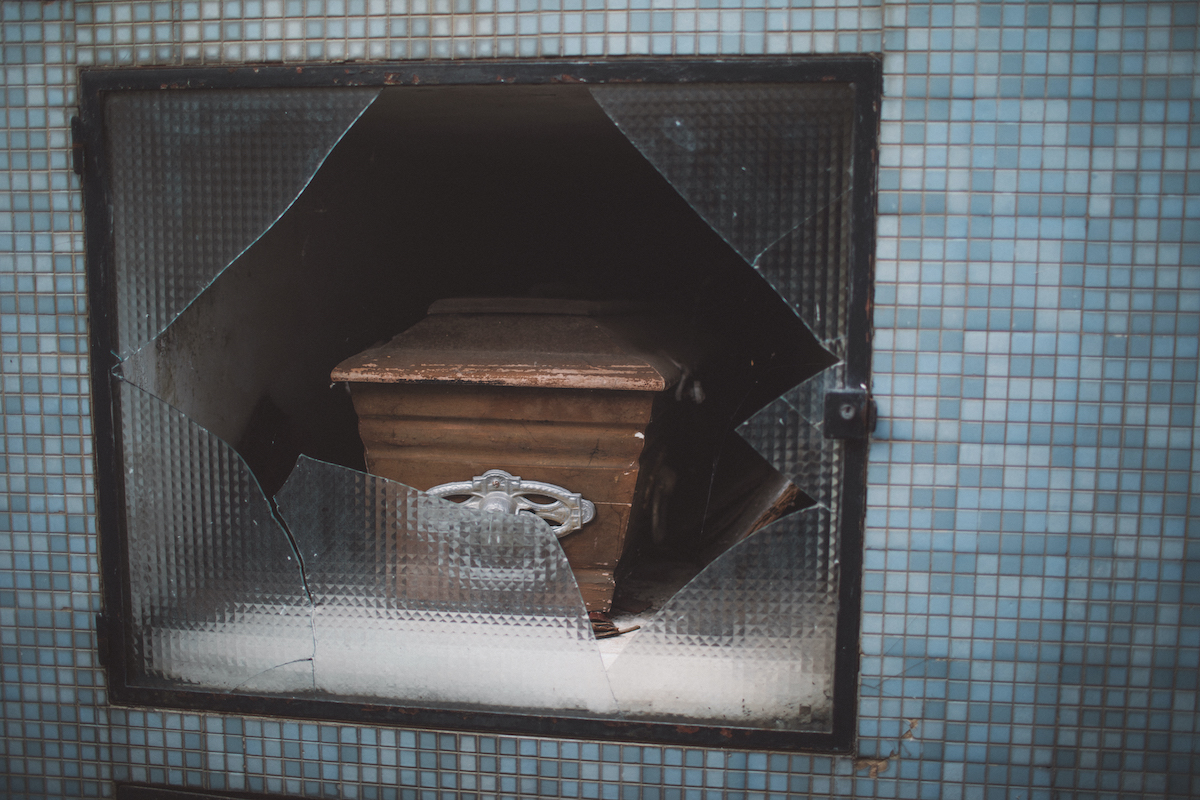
[331,298,681,613]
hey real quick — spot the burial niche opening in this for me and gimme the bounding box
[90,62,877,745]
[123,83,838,616]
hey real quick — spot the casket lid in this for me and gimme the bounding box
[331,298,682,392]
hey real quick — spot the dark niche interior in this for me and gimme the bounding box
[124,83,837,599]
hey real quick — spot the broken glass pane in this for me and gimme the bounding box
[593,81,853,569]
[274,456,616,714]
[605,506,838,730]
[119,343,842,725]
[100,76,868,737]
[106,87,379,356]
[119,380,314,692]
[589,83,855,340]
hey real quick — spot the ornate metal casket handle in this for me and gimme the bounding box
[426,469,596,539]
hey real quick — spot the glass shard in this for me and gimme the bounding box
[119,380,314,692]
[606,507,838,730]
[274,456,616,714]
[736,363,845,513]
[590,83,855,339]
[106,87,379,355]
[737,399,841,514]
[785,362,848,429]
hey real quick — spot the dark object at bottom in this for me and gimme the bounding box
[589,610,641,639]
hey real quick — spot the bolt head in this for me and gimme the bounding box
[480,492,517,514]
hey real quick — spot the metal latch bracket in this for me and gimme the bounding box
[823,389,875,440]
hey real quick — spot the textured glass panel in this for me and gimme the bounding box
[120,381,314,692]
[606,507,837,730]
[590,83,855,341]
[106,88,379,355]
[737,397,842,514]
[736,363,844,512]
[748,169,854,346]
[274,456,616,713]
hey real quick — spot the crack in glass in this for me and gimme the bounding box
[121,386,842,728]
[589,83,855,343]
[119,380,315,693]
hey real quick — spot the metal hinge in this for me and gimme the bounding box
[71,115,85,176]
[823,389,876,440]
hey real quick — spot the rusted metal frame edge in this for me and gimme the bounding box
[80,55,883,753]
[79,55,884,93]
[93,681,855,752]
[828,55,884,755]
[78,69,138,704]
[117,782,307,800]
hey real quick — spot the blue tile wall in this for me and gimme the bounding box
[1,0,1198,797]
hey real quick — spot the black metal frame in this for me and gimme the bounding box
[80,57,880,754]
[117,784,306,800]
